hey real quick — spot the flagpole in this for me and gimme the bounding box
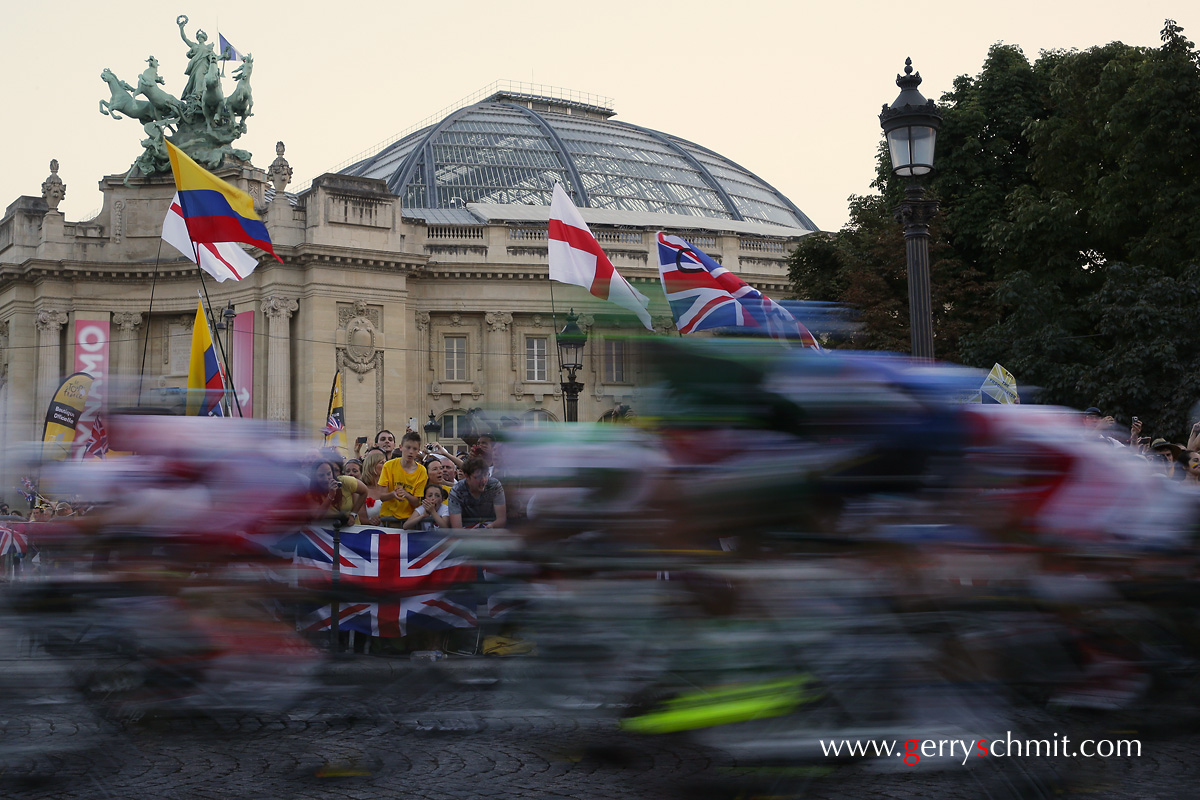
[548,275,567,423]
[196,262,244,418]
[323,368,339,448]
[136,238,165,407]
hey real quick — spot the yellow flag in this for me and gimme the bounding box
[322,370,348,451]
[187,301,225,416]
[980,363,1019,404]
[42,372,95,460]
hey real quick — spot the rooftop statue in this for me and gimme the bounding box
[101,14,253,185]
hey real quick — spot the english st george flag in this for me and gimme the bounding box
[548,183,653,330]
[163,192,261,282]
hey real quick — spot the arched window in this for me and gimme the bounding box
[523,409,556,427]
[439,411,467,444]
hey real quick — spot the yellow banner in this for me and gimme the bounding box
[980,363,1019,404]
[42,372,94,460]
[323,370,348,452]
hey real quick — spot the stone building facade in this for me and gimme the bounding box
[0,89,814,449]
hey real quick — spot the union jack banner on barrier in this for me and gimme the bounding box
[288,526,478,593]
[0,526,29,556]
[301,591,479,637]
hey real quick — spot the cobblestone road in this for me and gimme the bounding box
[3,658,1198,799]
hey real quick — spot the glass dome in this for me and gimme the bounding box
[342,89,816,231]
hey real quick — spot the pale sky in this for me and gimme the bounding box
[1,1,1187,232]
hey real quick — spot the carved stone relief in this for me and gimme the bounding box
[263,296,299,320]
[0,320,9,383]
[164,315,192,374]
[510,323,520,374]
[112,200,125,243]
[35,309,69,333]
[485,311,511,332]
[112,311,143,331]
[337,299,381,331]
[41,160,65,211]
[267,141,293,194]
[337,349,384,432]
[337,300,382,383]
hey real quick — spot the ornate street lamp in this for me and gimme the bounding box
[880,57,943,360]
[556,309,588,422]
[423,410,442,443]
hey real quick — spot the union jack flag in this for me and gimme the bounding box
[656,232,820,348]
[321,413,345,437]
[0,526,28,556]
[82,414,109,459]
[301,591,478,637]
[288,526,478,593]
[482,569,522,620]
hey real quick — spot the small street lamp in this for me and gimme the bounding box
[556,309,587,423]
[880,57,943,360]
[423,411,442,443]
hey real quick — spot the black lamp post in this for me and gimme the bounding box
[214,302,239,415]
[880,58,943,360]
[556,309,587,422]
[423,411,442,443]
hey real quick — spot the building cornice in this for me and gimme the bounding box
[286,243,428,272]
[0,257,202,283]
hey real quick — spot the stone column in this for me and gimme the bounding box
[35,309,69,418]
[262,296,298,421]
[111,312,143,375]
[485,311,513,403]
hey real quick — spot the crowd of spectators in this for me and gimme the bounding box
[1,425,509,539]
[1084,407,1200,483]
[309,426,506,530]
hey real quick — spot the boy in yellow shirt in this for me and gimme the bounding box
[378,431,428,526]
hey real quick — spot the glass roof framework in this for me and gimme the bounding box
[341,100,816,231]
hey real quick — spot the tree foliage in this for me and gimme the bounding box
[788,21,1200,438]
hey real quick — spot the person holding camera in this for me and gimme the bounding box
[424,441,463,472]
[354,429,396,461]
[378,432,428,527]
[309,460,367,523]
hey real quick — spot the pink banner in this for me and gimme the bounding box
[73,319,110,454]
[232,310,254,417]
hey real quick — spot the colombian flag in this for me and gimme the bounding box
[165,141,282,262]
[187,301,226,416]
